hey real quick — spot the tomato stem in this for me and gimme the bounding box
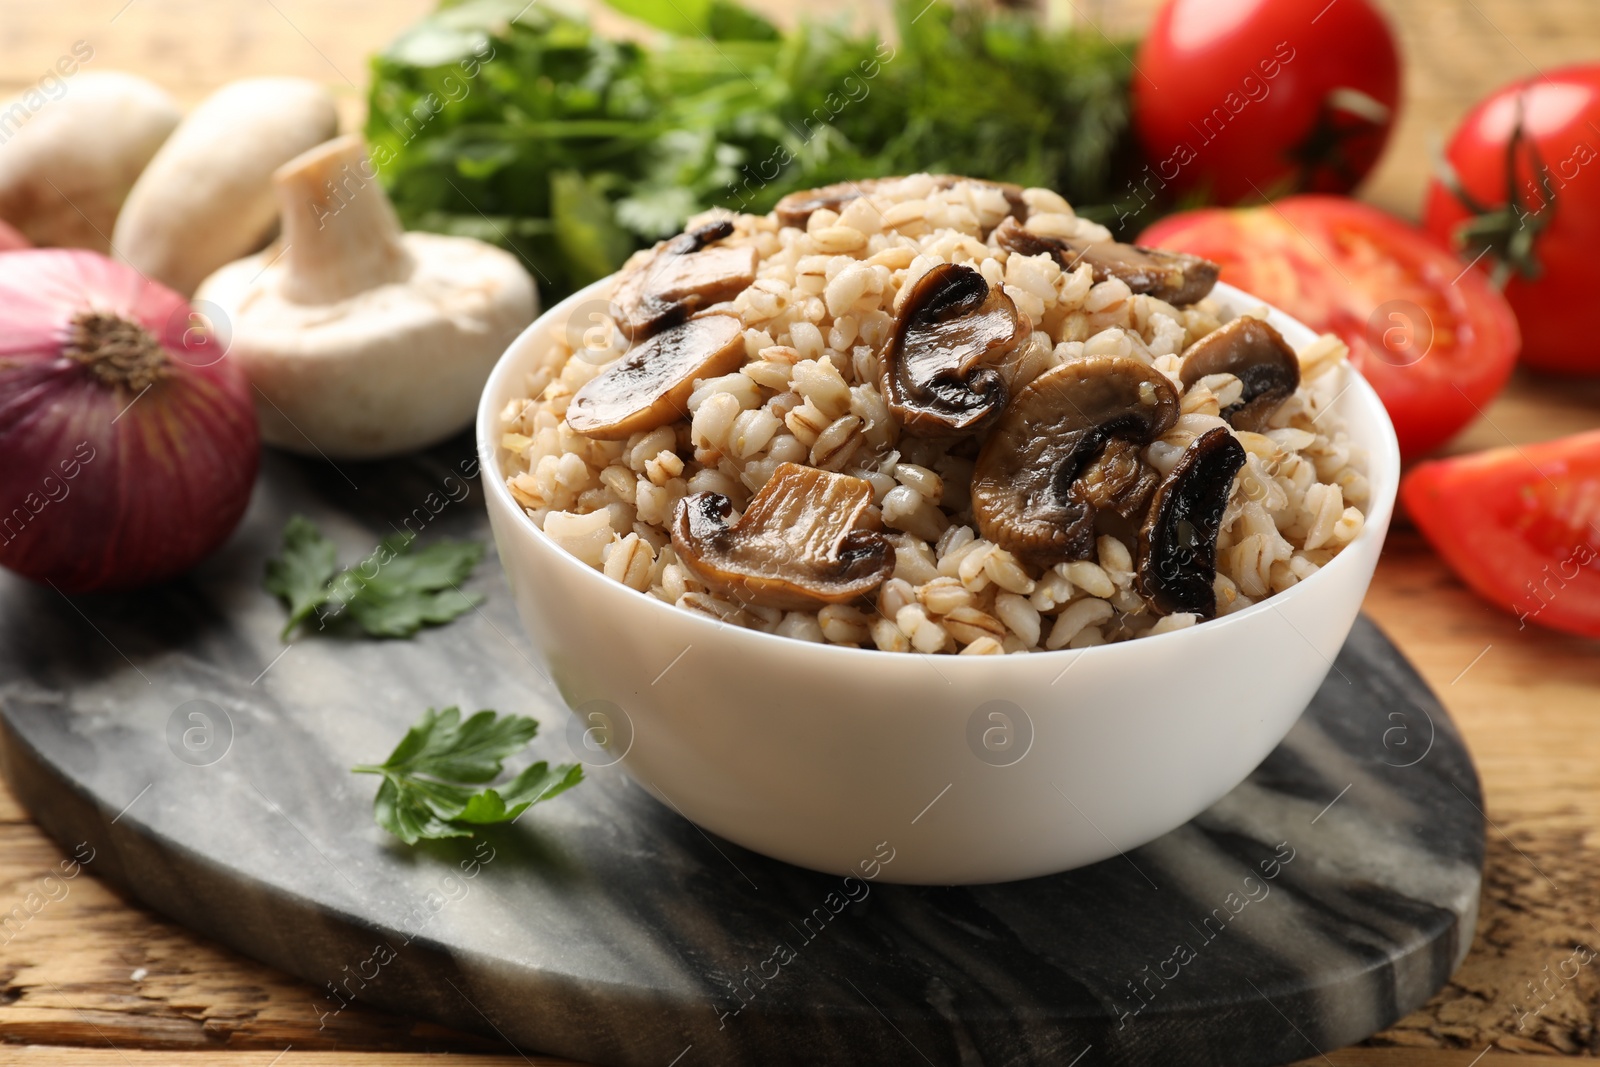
[1284,87,1391,194]
[1436,94,1556,287]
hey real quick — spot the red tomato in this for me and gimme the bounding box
[1402,431,1600,638]
[1132,0,1401,205]
[1140,196,1520,459]
[1423,65,1600,375]
[0,219,26,253]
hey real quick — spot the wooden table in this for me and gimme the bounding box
[1,1,1597,1064]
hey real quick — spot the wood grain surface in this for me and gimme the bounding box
[1,0,1598,1064]
[0,1049,1571,1067]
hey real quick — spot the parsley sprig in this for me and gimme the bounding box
[353,707,583,844]
[264,515,484,640]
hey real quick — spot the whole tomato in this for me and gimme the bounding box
[1132,0,1401,205]
[1423,65,1600,375]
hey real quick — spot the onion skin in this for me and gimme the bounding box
[0,250,259,592]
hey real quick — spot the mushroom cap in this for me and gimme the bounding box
[994,218,1219,306]
[972,356,1180,566]
[612,220,756,340]
[880,262,1024,437]
[1178,316,1301,433]
[566,314,746,440]
[0,72,181,254]
[114,78,339,296]
[671,462,892,611]
[195,231,536,459]
[775,175,1028,229]
[1136,427,1247,618]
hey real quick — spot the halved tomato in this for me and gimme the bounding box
[1140,196,1520,459]
[1402,430,1600,638]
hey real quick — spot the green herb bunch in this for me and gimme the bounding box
[366,0,1135,300]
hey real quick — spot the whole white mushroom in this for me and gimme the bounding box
[195,135,538,460]
[114,77,338,296]
[0,72,180,251]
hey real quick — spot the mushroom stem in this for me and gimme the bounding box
[274,135,413,305]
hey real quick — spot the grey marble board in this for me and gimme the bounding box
[0,435,1483,1067]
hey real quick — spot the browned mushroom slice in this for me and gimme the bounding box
[774,180,883,229]
[566,314,745,440]
[612,220,757,339]
[972,356,1180,567]
[1178,317,1301,433]
[666,219,734,254]
[881,263,1024,437]
[1078,437,1161,521]
[1136,427,1247,618]
[670,462,892,611]
[774,175,1029,229]
[993,217,1220,306]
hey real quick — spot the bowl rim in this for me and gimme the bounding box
[477,277,1401,666]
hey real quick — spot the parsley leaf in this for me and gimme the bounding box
[329,533,485,638]
[263,516,340,639]
[353,707,583,844]
[264,517,485,640]
[456,761,585,824]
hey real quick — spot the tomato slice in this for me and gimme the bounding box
[1402,430,1600,638]
[1140,196,1520,459]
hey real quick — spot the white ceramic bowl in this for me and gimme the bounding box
[478,279,1400,885]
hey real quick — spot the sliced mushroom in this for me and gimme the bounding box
[881,263,1024,437]
[993,217,1220,306]
[567,314,744,440]
[774,180,882,228]
[612,219,757,339]
[1136,427,1247,619]
[972,357,1180,566]
[1078,437,1161,521]
[670,462,892,611]
[774,175,1028,229]
[666,218,735,254]
[1178,317,1301,433]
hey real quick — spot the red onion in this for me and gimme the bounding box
[0,250,259,592]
